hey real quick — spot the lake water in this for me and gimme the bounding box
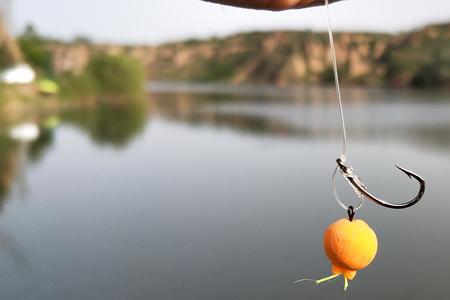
[0,83,449,299]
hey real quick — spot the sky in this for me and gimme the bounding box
[11,0,450,45]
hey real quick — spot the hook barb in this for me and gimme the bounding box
[336,158,425,209]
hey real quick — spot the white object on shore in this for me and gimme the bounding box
[0,64,36,84]
[9,123,40,142]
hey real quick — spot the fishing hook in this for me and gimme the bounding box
[333,158,425,210]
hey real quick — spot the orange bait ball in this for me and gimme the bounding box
[323,218,378,280]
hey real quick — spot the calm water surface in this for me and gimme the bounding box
[0,83,449,299]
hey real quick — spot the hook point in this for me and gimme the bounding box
[395,165,414,179]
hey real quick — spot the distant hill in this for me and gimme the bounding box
[46,23,450,88]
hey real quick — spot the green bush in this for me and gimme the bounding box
[411,64,445,88]
[86,54,145,95]
[58,53,145,99]
[319,66,336,84]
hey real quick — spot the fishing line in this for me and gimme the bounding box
[325,0,347,160]
[324,0,365,211]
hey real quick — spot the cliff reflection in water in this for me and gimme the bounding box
[1,85,448,209]
[148,85,450,152]
[149,92,297,137]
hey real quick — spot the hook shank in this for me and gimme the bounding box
[336,158,425,209]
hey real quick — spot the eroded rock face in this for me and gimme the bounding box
[50,44,91,74]
[47,23,449,87]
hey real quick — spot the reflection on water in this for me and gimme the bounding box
[0,83,448,300]
[0,135,19,208]
[149,84,450,152]
[28,128,55,163]
[150,92,297,137]
[0,96,148,206]
[62,97,148,148]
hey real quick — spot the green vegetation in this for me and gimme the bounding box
[411,64,446,88]
[58,53,145,99]
[380,24,450,88]
[16,24,145,99]
[17,24,53,74]
[86,54,145,94]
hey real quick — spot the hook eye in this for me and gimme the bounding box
[332,165,364,212]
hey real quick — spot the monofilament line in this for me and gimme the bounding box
[325,0,348,159]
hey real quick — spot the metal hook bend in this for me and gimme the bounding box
[336,158,425,209]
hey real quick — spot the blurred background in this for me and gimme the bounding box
[0,0,449,299]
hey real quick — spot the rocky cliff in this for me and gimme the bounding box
[48,23,450,87]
